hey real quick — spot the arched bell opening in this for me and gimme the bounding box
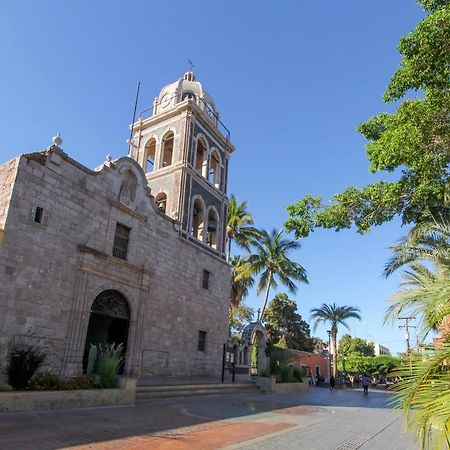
[161,132,174,168]
[191,197,205,241]
[145,138,157,172]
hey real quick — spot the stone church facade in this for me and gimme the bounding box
[0,71,234,380]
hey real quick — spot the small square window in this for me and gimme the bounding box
[34,206,44,224]
[202,270,210,289]
[113,223,131,260]
[198,331,207,352]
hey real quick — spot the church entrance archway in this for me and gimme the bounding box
[242,322,268,376]
[83,289,130,374]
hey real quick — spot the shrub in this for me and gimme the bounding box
[0,384,13,392]
[96,343,124,388]
[65,375,96,390]
[293,367,305,382]
[7,345,46,390]
[279,365,298,383]
[28,371,65,390]
[270,359,281,376]
[27,372,97,391]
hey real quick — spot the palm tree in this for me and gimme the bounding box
[384,218,450,277]
[248,229,308,321]
[385,262,450,340]
[230,255,255,308]
[226,195,260,262]
[310,303,362,378]
[384,220,450,447]
[391,343,450,450]
[384,218,450,345]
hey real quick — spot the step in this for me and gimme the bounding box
[137,383,254,392]
[135,383,260,400]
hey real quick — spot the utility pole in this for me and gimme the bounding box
[398,316,416,353]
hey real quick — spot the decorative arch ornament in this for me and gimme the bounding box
[91,289,130,320]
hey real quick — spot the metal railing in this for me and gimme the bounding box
[138,94,230,141]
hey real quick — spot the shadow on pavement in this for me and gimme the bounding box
[0,386,396,450]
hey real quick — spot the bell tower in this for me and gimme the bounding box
[130,71,234,259]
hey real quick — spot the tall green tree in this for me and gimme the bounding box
[311,337,328,354]
[226,195,260,262]
[229,304,254,335]
[371,355,400,378]
[338,334,375,361]
[285,0,450,238]
[310,303,362,377]
[248,229,308,321]
[264,293,314,352]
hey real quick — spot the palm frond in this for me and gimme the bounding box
[390,343,450,448]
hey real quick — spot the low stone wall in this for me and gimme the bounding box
[255,376,310,394]
[0,377,136,413]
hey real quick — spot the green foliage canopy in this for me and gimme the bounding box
[338,334,375,360]
[338,354,400,376]
[285,1,450,237]
[265,293,314,352]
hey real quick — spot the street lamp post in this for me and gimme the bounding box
[327,329,332,379]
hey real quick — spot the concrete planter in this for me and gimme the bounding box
[255,376,309,394]
[0,377,136,413]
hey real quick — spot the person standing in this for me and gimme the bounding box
[362,374,369,395]
[329,375,335,390]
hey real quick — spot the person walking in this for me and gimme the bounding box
[362,374,369,395]
[329,375,335,391]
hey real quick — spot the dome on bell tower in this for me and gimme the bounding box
[154,71,216,116]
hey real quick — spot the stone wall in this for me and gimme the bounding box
[0,377,136,413]
[0,147,230,381]
[0,156,19,229]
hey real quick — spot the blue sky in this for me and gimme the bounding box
[1,1,427,354]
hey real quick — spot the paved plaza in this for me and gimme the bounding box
[0,387,417,449]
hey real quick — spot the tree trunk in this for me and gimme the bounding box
[259,273,273,321]
[332,326,338,378]
[439,314,450,339]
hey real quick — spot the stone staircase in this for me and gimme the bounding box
[136,380,260,402]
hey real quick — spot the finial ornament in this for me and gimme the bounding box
[106,153,112,163]
[52,133,63,147]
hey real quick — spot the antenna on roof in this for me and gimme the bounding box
[128,81,141,157]
[187,59,195,72]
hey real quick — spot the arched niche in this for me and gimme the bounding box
[119,170,138,205]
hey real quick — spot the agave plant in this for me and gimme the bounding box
[95,343,124,388]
